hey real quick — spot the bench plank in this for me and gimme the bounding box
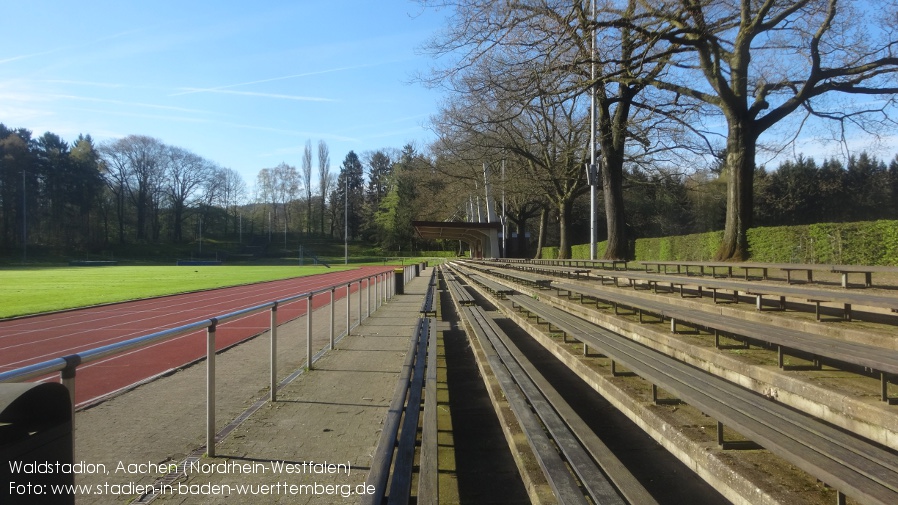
[506,295,898,505]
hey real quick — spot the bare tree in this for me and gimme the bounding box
[212,167,247,237]
[433,68,590,258]
[421,0,692,259]
[632,0,898,260]
[317,140,331,236]
[165,146,213,242]
[272,162,300,236]
[302,140,313,236]
[254,168,277,240]
[99,135,166,242]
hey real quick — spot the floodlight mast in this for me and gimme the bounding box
[589,0,597,261]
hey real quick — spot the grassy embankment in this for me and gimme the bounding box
[0,264,356,319]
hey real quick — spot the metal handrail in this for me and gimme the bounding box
[0,267,413,459]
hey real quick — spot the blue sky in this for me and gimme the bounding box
[2,1,895,191]
[0,1,448,184]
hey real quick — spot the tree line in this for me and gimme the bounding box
[619,151,898,241]
[2,123,896,260]
[0,123,441,258]
[0,126,247,254]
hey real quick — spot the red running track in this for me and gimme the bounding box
[0,266,393,407]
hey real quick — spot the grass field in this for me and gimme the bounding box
[0,264,355,319]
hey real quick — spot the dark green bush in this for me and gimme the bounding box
[537,220,898,265]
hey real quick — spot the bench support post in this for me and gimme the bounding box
[717,421,762,450]
[651,384,679,405]
[883,372,893,403]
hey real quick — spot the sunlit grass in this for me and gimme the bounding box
[0,265,356,318]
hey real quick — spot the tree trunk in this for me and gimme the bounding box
[534,206,549,259]
[116,193,126,245]
[557,199,573,259]
[715,121,757,261]
[172,204,183,242]
[509,214,528,258]
[601,149,629,260]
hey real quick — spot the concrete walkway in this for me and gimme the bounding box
[69,267,431,505]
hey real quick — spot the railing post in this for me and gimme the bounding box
[270,302,278,402]
[358,280,363,323]
[306,294,314,370]
[345,283,352,334]
[206,318,218,457]
[367,277,372,318]
[330,287,336,350]
[60,355,81,458]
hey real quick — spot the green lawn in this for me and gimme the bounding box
[0,265,355,319]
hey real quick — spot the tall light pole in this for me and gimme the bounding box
[589,0,598,261]
[501,158,507,258]
[344,178,348,265]
[22,168,27,264]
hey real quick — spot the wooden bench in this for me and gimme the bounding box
[639,260,898,289]
[505,295,898,505]
[515,263,591,280]
[420,269,437,316]
[640,260,825,284]
[464,273,516,298]
[549,279,898,403]
[531,258,629,271]
[363,317,438,505]
[466,261,898,403]
[442,268,476,306]
[461,306,649,505]
[831,264,898,289]
[578,266,898,323]
[466,262,553,290]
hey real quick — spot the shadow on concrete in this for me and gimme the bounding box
[439,287,530,504]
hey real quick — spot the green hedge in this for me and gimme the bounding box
[535,220,898,265]
[415,250,459,258]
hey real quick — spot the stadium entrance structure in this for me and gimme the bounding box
[413,221,502,259]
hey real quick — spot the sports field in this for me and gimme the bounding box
[0,264,354,319]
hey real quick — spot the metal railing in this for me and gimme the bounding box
[0,267,421,458]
